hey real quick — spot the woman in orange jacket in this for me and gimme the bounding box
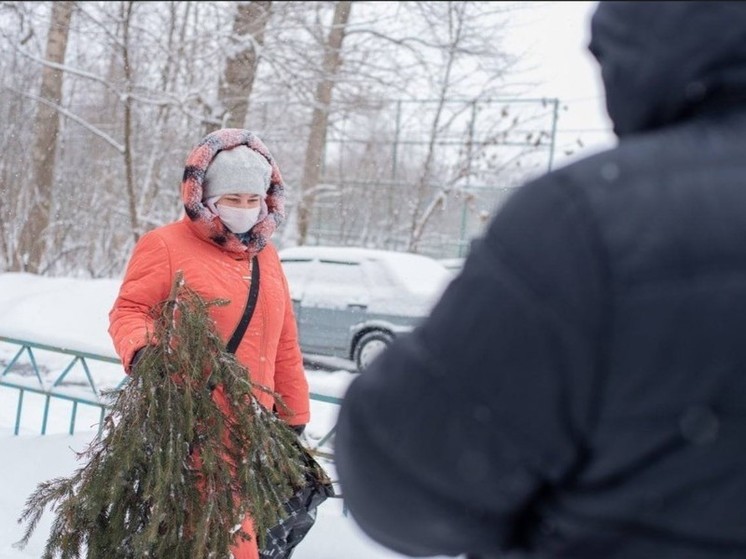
[108,128,310,559]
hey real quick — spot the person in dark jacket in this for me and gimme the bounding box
[335,2,746,558]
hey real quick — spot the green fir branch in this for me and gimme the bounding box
[17,271,323,558]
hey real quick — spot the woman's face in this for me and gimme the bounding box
[216,193,262,209]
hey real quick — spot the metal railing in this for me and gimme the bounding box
[0,336,341,457]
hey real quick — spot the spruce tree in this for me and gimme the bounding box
[17,272,328,558]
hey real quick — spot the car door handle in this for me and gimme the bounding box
[347,303,367,310]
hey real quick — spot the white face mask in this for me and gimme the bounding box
[216,204,261,234]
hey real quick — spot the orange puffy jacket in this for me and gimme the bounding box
[107,222,309,425]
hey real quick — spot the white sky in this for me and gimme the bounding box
[504,1,615,166]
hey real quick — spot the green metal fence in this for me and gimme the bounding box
[0,336,341,457]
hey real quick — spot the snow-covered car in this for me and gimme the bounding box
[278,246,452,371]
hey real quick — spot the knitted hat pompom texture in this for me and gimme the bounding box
[181,129,286,258]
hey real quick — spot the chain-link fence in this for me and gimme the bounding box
[248,96,559,259]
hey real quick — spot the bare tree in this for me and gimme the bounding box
[296,0,352,246]
[262,1,536,254]
[13,0,74,273]
[395,2,518,252]
[0,1,552,276]
[210,1,272,131]
[120,0,140,243]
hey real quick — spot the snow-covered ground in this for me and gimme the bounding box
[0,272,448,559]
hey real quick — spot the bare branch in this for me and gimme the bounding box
[6,86,125,153]
[14,44,122,96]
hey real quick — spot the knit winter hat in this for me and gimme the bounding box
[182,128,285,258]
[202,145,271,200]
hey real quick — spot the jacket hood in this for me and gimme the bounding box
[181,128,285,257]
[590,1,746,137]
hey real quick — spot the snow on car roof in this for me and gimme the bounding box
[279,245,418,262]
[278,245,452,297]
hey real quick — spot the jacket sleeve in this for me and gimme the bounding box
[334,174,606,557]
[272,260,310,426]
[108,231,172,372]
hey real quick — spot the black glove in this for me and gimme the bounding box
[290,424,306,436]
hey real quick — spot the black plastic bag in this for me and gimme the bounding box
[259,446,336,559]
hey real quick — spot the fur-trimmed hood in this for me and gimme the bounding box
[181,128,285,258]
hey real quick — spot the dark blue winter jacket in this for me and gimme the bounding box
[335,2,746,558]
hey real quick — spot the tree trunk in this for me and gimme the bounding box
[14,1,74,273]
[296,0,352,246]
[210,1,272,132]
[121,0,140,243]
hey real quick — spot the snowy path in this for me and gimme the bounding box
[0,381,449,559]
[0,432,409,559]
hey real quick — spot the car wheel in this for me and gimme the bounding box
[353,330,393,371]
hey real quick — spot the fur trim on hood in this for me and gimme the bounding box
[181,128,285,258]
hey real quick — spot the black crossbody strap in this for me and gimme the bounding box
[226,256,260,354]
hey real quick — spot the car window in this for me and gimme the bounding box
[303,260,369,307]
[280,259,313,300]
